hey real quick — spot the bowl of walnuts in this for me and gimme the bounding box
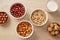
[47,22,60,36]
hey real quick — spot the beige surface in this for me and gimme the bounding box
[0,0,60,40]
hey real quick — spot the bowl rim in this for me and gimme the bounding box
[10,3,26,19]
[15,20,34,39]
[30,9,48,26]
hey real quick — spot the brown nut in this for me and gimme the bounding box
[48,27,53,32]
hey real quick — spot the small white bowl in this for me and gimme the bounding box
[47,1,58,12]
[30,9,48,26]
[16,20,34,39]
[10,3,26,19]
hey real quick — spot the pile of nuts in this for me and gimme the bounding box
[31,10,46,26]
[10,3,25,18]
[17,22,32,37]
[0,12,8,25]
[48,22,60,36]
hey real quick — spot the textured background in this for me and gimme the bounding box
[0,0,60,40]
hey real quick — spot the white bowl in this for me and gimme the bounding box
[10,3,26,19]
[30,9,48,26]
[16,20,34,39]
[47,1,58,12]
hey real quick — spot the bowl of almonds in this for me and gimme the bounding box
[30,9,48,26]
[16,20,34,39]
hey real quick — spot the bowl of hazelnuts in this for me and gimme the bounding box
[0,12,9,25]
[47,22,60,36]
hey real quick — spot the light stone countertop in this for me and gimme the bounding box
[0,0,60,40]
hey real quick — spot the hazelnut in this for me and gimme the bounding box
[48,27,52,32]
[55,31,59,35]
[51,31,55,36]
